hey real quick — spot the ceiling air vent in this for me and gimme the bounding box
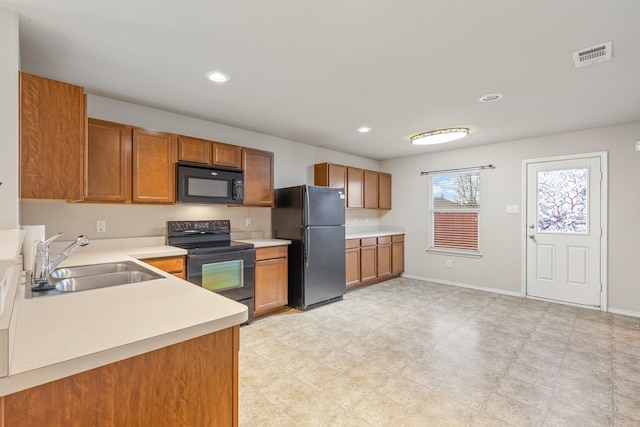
[573,41,612,68]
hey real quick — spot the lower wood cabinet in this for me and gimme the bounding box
[254,245,288,317]
[345,234,404,290]
[1,327,239,427]
[141,255,186,279]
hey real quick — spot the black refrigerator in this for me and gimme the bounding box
[272,185,346,310]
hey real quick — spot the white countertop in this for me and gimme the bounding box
[345,229,405,239]
[0,243,247,396]
[233,238,291,248]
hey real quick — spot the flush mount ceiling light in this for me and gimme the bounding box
[205,70,230,83]
[479,93,503,103]
[357,126,372,133]
[410,128,469,145]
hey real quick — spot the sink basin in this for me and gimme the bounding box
[29,261,165,297]
[49,261,151,279]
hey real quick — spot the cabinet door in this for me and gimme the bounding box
[377,236,392,278]
[19,72,86,201]
[345,245,361,290]
[132,128,176,204]
[360,239,377,283]
[363,170,379,209]
[254,257,288,315]
[177,136,211,164]
[212,142,242,169]
[392,234,405,275]
[378,172,392,210]
[347,167,363,208]
[85,119,131,202]
[242,148,274,207]
[142,256,186,279]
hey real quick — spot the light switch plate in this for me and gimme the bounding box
[506,205,520,214]
[636,140,640,152]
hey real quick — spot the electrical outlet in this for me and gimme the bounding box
[446,260,452,268]
[96,220,106,233]
[245,218,252,228]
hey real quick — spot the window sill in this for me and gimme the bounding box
[427,248,483,259]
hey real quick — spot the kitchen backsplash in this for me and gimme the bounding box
[20,200,384,242]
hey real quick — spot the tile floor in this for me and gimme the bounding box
[238,277,640,426]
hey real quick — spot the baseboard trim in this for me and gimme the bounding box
[608,307,640,319]
[401,274,522,298]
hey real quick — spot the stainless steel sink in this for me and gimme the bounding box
[49,261,151,279]
[28,261,165,297]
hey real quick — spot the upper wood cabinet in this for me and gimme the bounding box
[19,72,86,201]
[378,172,392,210]
[85,119,132,202]
[177,136,242,169]
[315,162,391,210]
[314,163,347,189]
[132,128,176,204]
[363,170,379,209]
[242,148,274,207]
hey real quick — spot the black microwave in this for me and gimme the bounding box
[177,162,244,205]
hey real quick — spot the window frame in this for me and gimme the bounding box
[428,172,483,258]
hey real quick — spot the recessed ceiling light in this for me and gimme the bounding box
[479,93,503,103]
[205,71,230,83]
[410,128,469,145]
[358,126,372,133]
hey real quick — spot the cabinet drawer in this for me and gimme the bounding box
[255,245,288,261]
[142,256,185,274]
[377,236,391,245]
[345,239,360,249]
[360,237,377,247]
[392,234,405,243]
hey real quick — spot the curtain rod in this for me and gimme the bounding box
[420,164,495,175]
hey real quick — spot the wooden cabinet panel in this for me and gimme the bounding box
[347,167,363,208]
[360,244,377,283]
[132,128,176,204]
[85,119,131,202]
[254,246,288,316]
[142,256,185,279]
[2,328,239,427]
[242,148,274,207]
[392,234,405,275]
[363,170,379,209]
[378,172,392,210]
[345,244,361,290]
[177,136,210,164]
[377,238,392,278]
[213,142,242,169]
[19,72,86,201]
[314,163,347,189]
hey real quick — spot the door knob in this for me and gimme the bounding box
[528,234,535,240]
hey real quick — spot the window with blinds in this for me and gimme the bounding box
[429,173,480,253]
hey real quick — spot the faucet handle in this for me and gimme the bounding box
[36,232,63,248]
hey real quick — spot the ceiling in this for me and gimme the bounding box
[2,0,640,160]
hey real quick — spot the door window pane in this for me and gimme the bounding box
[537,168,588,233]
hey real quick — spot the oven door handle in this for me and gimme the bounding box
[187,250,254,260]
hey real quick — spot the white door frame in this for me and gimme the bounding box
[521,151,608,311]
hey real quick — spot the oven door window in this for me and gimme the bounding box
[202,260,243,292]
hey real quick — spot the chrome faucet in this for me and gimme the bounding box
[31,233,90,291]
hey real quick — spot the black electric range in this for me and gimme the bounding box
[167,220,255,323]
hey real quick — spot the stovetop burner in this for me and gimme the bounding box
[167,220,254,254]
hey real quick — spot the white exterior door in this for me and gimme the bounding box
[525,154,605,307]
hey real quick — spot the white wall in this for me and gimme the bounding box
[20,95,381,239]
[380,121,640,315]
[0,8,19,229]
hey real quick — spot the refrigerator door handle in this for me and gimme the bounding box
[304,227,310,268]
[304,185,310,227]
